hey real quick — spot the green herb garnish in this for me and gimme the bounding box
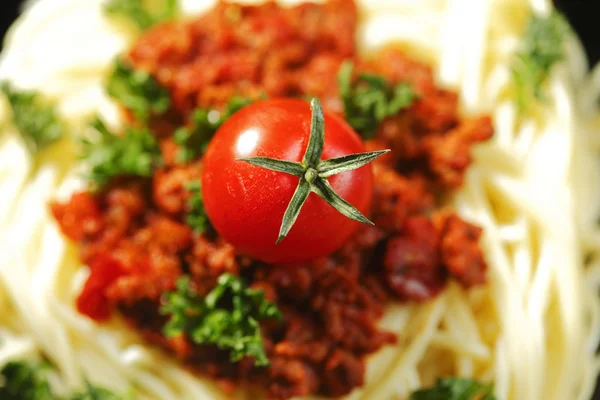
[0,361,126,400]
[511,11,570,113]
[411,378,496,400]
[174,96,254,163]
[106,59,170,121]
[71,380,124,400]
[184,181,208,233]
[338,61,417,139]
[81,117,161,187]
[239,98,388,244]
[1,82,65,155]
[104,0,179,31]
[0,361,53,399]
[161,274,282,367]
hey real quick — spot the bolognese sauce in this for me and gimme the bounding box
[51,0,493,398]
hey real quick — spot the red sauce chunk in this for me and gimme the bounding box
[51,0,493,398]
[76,254,127,321]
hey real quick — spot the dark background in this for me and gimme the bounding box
[0,0,599,398]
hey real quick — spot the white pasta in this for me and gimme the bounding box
[1,0,599,399]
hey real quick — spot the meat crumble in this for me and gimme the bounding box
[51,0,492,398]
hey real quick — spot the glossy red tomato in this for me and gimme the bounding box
[201,99,374,264]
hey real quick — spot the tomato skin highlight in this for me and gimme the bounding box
[201,98,374,264]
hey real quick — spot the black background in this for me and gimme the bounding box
[0,0,599,398]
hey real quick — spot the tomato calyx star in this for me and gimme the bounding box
[239,98,389,244]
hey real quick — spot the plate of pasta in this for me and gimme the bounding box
[1,0,600,399]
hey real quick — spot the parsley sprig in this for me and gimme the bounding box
[174,96,254,163]
[161,274,282,367]
[511,11,570,113]
[0,361,53,399]
[1,83,65,155]
[411,377,496,400]
[106,59,170,121]
[104,0,179,31]
[80,117,161,187]
[185,181,209,233]
[0,361,126,399]
[338,61,417,139]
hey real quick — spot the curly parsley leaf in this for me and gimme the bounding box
[511,11,570,113]
[174,96,255,163]
[410,378,496,400]
[106,59,170,121]
[0,361,126,400]
[1,82,65,155]
[70,380,124,400]
[184,181,209,233]
[0,361,53,400]
[104,0,179,31]
[161,273,282,367]
[80,117,161,187]
[338,61,417,139]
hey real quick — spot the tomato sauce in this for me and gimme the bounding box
[51,0,492,398]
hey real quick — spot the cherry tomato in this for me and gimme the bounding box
[201,98,373,264]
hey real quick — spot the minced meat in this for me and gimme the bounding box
[51,0,492,398]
